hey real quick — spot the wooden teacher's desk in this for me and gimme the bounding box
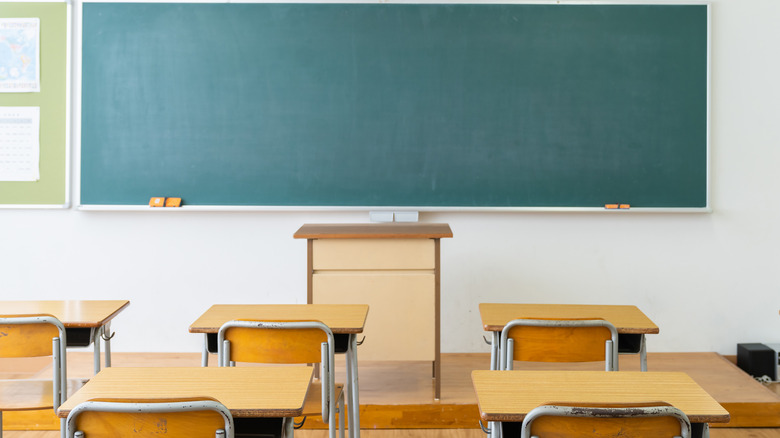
[57,367,312,436]
[294,223,453,400]
[479,303,659,371]
[472,370,730,438]
[189,303,368,438]
[0,300,129,374]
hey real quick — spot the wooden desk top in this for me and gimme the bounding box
[189,304,369,334]
[479,303,659,335]
[471,370,730,424]
[57,367,312,418]
[294,223,453,239]
[0,300,130,328]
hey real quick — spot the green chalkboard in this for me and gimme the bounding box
[81,3,708,209]
[0,2,68,207]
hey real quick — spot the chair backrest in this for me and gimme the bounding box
[520,401,692,438]
[501,318,619,371]
[217,319,336,422]
[218,319,328,365]
[0,314,67,409]
[66,397,234,438]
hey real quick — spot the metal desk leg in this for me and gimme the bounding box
[488,331,501,438]
[202,334,210,367]
[491,421,503,438]
[346,346,354,437]
[490,421,501,438]
[490,331,500,370]
[282,417,294,438]
[93,326,102,374]
[640,334,647,372]
[102,321,112,368]
[347,334,361,438]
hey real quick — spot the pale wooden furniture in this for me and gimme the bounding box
[57,367,312,437]
[218,320,345,438]
[190,304,367,438]
[0,315,67,438]
[11,351,780,432]
[294,223,453,400]
[500,319,619,371]
[480,303,659,371]
[65,397,233,438]
[471,370,730,438]
[0,301,130,374]
[190,304,368,338]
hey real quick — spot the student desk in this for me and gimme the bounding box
[479,303,659,371]
[0,300,129,374]
[189,303,368,438]
[472,370,730,438]
[57,367,312,436]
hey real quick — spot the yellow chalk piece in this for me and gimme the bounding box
[149,197,166,207]
[619,204,631,209]
[165,197,182,207]
[604,204,619,209]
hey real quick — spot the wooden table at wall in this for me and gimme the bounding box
[189,303,369,438]
[472,370,730,438]
[479,303,659,371]
[294,223,453,400]
[57,367,313,436]
[0,300,130,374]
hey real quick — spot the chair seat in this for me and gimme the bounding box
[302,381,344,416]
[0,378,86,411]
[0,379,53,411]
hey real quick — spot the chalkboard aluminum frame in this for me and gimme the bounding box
[74,1,711,213]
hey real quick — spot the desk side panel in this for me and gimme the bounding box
[313,272,435,361]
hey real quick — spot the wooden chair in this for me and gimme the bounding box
[218,320,345,438]
[0,314,68,438]
[519,401,692,438]
[65,397,234,437]
[500,318,619,371]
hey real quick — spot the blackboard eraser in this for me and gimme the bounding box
[149,197,166,207]
[369,211,394,223]
[165,197,182,207]
[394,211,419,222]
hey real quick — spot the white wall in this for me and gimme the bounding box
[2,0,780,355]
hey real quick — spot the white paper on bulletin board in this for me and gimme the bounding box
[0,18,40,93]
[0,106,40,181]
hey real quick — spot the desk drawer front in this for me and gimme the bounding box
[312,239,435,270]
[312,272,435,361]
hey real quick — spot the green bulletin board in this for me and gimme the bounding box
[0,2,68,207]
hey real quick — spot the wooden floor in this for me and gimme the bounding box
[5,427,780,437]
[3,351,780,438]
